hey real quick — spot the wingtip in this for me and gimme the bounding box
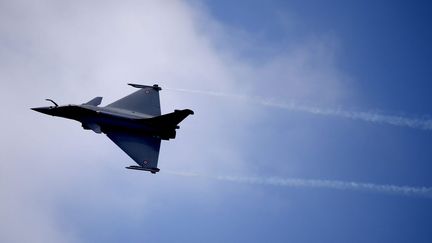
[127,83,162,91]
[152,84,162,91]
[126,165,160,174]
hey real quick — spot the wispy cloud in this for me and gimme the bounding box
[166,88,432,130]
[166,170,432,199]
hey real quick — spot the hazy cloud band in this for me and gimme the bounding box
[166,88,432,130]
[166,171,432,199]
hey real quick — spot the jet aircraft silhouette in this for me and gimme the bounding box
[32,84,193,174]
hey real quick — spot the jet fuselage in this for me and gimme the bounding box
[31,104,176,140]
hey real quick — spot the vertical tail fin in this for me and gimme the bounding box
[145,109,194,128]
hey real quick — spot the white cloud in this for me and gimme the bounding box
[0,0,349,242]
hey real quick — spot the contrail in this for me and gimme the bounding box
[165,88,432,130]
[166,171,432,199]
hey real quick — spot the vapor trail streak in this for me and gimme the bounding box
[166,171,432,199]
[166,88,432,130]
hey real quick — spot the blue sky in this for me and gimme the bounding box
[1,0,432,242]
[207,0,432,111]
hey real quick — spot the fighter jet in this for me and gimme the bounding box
[31,84,193,174]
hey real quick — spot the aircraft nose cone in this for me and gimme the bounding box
[31,107,52,115]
